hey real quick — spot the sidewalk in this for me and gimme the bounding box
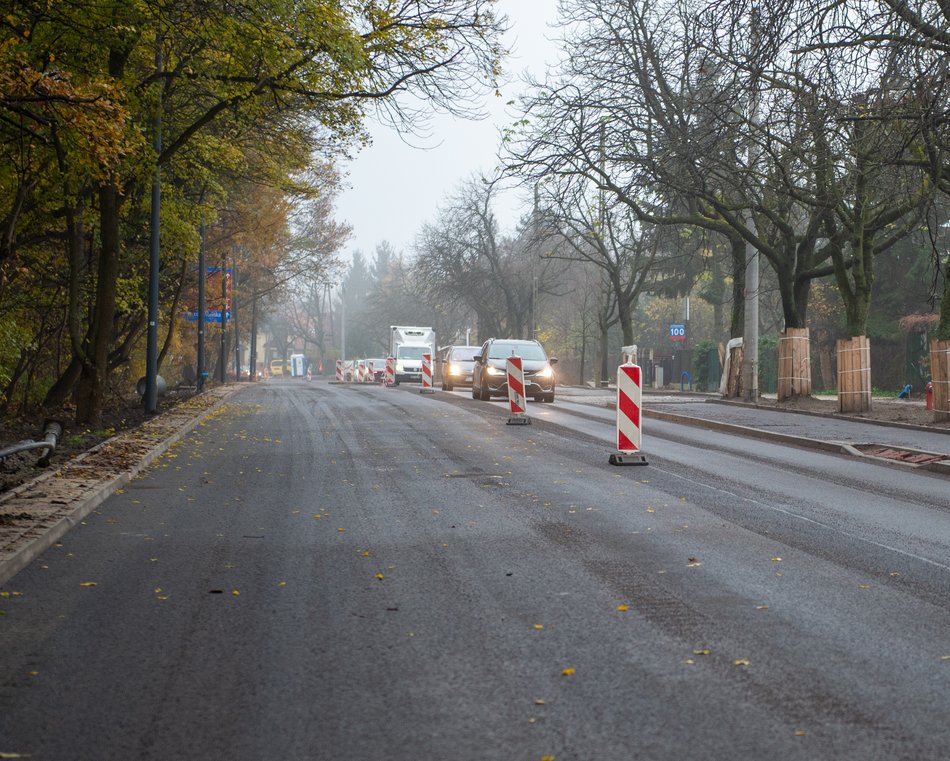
[559,386,950,473]
[0,384,246,586]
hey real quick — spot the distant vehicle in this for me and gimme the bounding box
[365,358,387,383]
[290,354,306,377]
[438,345,480,391]
[471,338,557,403]
[390,326,436,384]
[269,359,290,376]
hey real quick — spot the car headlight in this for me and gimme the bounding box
[449,363,463,376]
[486,365,504,376]
[537,365,554,378]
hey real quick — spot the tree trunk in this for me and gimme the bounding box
[930,339,950,422]
[777,328,812,400]
[75,183,122,425]
[729,235,745,338]
[837,336,872,413]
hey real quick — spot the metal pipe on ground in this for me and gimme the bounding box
[0,419,63,467]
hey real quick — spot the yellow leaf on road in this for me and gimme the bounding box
[693,649,710,656]
[770,557,782,562]
[561,667,575,676]
[616,604,630,611]
[232,590,240,596]
[734,659,751,666]
[375,573,385,580]
[533,624,544,630]
[79,582,97,587]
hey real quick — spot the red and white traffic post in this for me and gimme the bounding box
[609,363,648,465]
[385,357,396,387]
[367,360,377,384]
[334,359,344,383]
[506,355,531,425]
[420,352,435,394]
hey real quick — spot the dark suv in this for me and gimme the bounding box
[471,338,557,403]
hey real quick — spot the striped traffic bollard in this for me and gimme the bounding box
[609,363,648,465]
[334,359,344,383]
[385,357,396,387]
[358,362,367,384]
[367,360,376,384]
[506,355,531,425]
[420,352,435,394]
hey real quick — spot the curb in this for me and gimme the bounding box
[0,384,248,586]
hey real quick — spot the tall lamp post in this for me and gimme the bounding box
[144,34,162,413]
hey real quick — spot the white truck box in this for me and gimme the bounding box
[390,326,436,384]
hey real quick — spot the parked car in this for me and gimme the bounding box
[471,338,557,403]
[438,345,480,390]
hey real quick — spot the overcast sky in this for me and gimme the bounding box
[334,0,562,261]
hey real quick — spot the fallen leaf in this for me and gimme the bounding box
[616,604,630,612]
[375,573,385,580]
[561,667,575,676]
[337,527,345,533]
[534,699,546,705]
[756,604,769,610]
[79,582,97,587]
[858,584,871,589]
[533,624,544,630]
[770,557,782,562]
[232,590,240,596]
[542,756,555,761]
[793,729,806,737]
[278,581,287,587]
[734,659,751,666]
[693,649,710,656]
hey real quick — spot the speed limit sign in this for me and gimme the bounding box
[669,323,686,341]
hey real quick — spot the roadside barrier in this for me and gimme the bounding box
[367,360,376,384]
[358,362,367,384]
[506,355,530,425]
[385,357,396,387]
[334,359,343,383]
[420,353,435,394]
[609,363,648,465]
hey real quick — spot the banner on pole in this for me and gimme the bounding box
[183,267,232,322]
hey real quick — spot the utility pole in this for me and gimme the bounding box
[219,259,227,383]
[144,34,162,414]
[741,9,761,403]
[196,225,206,391]
[232,262,239,382]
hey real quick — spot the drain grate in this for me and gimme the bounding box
[855,444,947,465]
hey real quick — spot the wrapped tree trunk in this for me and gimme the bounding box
[837,336,871,413]
[778,328,811,400]
[931,339,950,423]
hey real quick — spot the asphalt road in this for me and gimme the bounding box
[1,380,948,760]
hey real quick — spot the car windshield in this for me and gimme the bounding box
[397,346,428,360]
[450,347,479,361]
[487,342,547,361]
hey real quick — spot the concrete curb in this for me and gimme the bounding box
[0,384,248,586]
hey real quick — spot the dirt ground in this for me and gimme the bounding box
[0,388,198,494]
[754,394,950,431]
